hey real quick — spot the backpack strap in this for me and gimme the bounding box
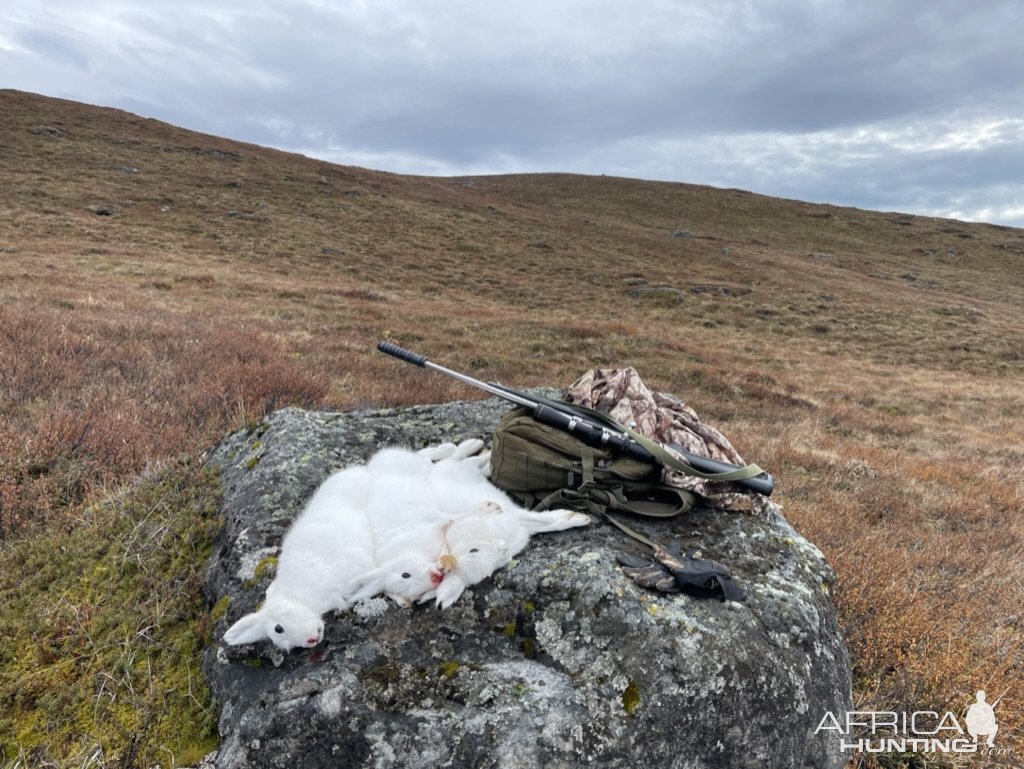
[623,424,765,483]
[533,482,694,520]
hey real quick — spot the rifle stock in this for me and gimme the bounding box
[376,341,774,496]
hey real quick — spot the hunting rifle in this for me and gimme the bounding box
[376,341,774,496]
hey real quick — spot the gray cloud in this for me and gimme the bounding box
[2,0,1022,225]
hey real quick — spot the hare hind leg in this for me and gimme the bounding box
[417,438,485,463]
[449,438,485,461]
[518,509,592,534]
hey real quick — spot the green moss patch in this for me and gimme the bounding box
[438,660,461,679]
[622,680,641,715]
[0,458,222,766]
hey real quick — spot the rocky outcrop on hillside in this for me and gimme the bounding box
[201,397,851,769]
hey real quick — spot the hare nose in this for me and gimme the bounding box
[307,637,320,646]
[430,569,444,586]
[438,554,457,574]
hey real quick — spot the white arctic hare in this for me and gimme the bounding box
[224,438,495,648]
[426,453,503,515]
[223,465,375,651]
[345,446,445,606]
[422,461,592,608]
[432,502,591,609]
[345,440,489,606]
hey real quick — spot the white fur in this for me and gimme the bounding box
[347,450,447,606]
[347,441,496,606]
[223,437,585,650]
[223,469,375,651]
[431,501,591,609]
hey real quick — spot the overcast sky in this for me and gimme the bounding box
[3,0,1023,227]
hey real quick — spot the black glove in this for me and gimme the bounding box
[616,542,746,602]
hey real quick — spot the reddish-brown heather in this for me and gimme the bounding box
[1,89,1022,764]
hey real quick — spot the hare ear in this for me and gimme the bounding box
[347,569,385,603]
[435,576,467,610]
[223,611,267,646]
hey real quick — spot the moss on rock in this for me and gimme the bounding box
[622,680,641,715]
[0,458,223,766]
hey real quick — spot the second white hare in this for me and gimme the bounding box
[431,500,591,609]
[345,440,494,606]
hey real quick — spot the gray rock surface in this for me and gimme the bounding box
[202,397,851,769]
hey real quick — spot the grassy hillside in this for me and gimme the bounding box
[2,88,1023,766]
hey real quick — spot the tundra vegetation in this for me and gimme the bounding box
[1,89,1022,767]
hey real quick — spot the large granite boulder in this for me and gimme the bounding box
[202,397,851,769]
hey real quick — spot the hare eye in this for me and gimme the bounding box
[401,572,411,579]
[274,624,284,634]
[469,548,479,554]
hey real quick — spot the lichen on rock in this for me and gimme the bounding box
[202,396,851,769]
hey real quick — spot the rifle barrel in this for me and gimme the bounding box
[376,341,774,495]
[377,341,537,409]
[992,686,1011,708]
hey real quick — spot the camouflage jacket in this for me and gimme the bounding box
[564,367,757,512]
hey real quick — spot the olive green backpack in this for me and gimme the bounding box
[489,405,756,602]
[490,406,700,520]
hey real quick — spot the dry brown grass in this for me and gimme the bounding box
[2,89,1023,763]
[0,301,328,535]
